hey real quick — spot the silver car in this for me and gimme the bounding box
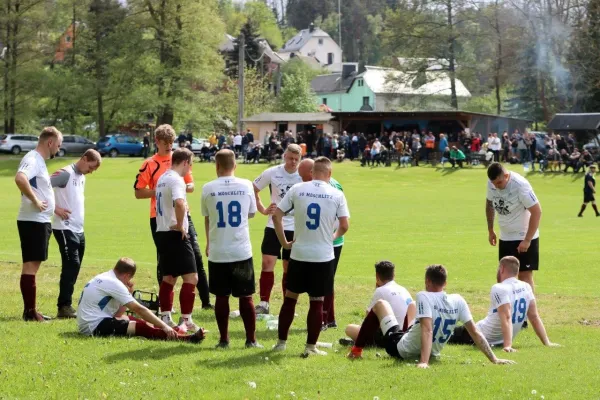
[0,134,38,155]
[58,135,96,157]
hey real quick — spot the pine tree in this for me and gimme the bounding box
[227,21,261,79]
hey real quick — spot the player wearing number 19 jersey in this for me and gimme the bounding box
[201,150,262,349]
[358,265,515,367]
[272,157,350,357]
[449,256,558,351]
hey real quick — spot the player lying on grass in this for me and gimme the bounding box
[448,256,559,351]
[341,260,415,350]
[76,257,205,343]
[348,264,516,368]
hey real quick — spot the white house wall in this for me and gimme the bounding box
[301,37,342,71]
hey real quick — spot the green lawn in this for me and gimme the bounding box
[0,156,599,399]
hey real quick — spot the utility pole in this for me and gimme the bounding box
[237,33,245,134]
[338,0,343,112]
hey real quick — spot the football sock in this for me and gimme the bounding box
[127,315,146,324]
[593,204,599,215]
[579,204,586,216]
[323,292,335,324]
[135,321,168,339]
[20,274,36,311]
[215,296,230,342]
[159,281,174,313]
[179,283,195,315]
[278,297,297,341]
[281,272,288,297]
[307,300,324,345]
[239,296,256,343]
[355,310,380,349]
[259,271,274,302]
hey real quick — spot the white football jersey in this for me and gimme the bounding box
[368,281,414,329]
[51,164,86,233]
[487,172,539,241]
[155,169,188,233]
[253,164,302,230]
[201,176,257,263]
[397,291,472,358]
[17,150,55,223]
[277,180,350,263]
[76,270,134,335]
[476,277,535,345]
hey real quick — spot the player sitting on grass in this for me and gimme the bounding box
[76,257,205,343]
[348,264,515,368]
[341,260,415,352]
[448,256,559,351]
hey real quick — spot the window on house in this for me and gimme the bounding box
[65,35,71,43]
[322,98,327,105]
[358,79,364,87]
[327,53,333,65]
[318,38,324,45]
[363,96,370,106]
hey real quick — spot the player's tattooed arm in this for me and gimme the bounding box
[486,200,495,231]
[464,321,500,363]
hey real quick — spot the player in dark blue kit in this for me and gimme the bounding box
[578,165,599,217]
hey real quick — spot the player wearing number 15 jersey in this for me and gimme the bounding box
[359,265,515,367]
[201,150,262,349]
[272,157,350,357]
[154,148,200,334]
[449,256,559,351]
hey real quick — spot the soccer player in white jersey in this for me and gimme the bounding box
[343,260,415,357]
[202,150,262,349]
[486,162,542,291]
[449,256,559,350]
[14,127,63,322]
[77,257,205,343]
[252,144,302,314]
[50,149,102,319]
[272,157,350,357]
[154,148,201,333]
[362,264,515,367]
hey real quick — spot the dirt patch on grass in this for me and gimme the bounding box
[579,319,600,327]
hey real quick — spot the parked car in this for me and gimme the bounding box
[172,137,210,155]
[58,135,96,157]
[96,134,144,157]
[0,134,38,155]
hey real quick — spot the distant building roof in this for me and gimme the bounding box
[219,34,236,52]
[280,25,331,53]
[361,66,471,97]
[395,57,452,71]
[277,52,322,69]
[311,73,355,94]
[243,112,333,123]
[548,113,600,131]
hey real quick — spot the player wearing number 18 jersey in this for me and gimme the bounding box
[201,150,262,349]
[272,157,350,357]
[449,256,558,351]
[154,149,200,334]
[359,265,515,367]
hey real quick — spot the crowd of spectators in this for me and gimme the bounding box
[180,128,599,173]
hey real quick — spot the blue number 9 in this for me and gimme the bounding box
[306,203,321,230]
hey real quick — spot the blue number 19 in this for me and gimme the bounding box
[306,203,321,230]
[512,298,527,323]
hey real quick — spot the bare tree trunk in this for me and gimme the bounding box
[494,0,502,115]
[3,0,11,133]
[446,0,458,109]
[8,0,20,133]
[97,88,105,136]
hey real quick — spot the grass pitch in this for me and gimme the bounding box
[0,157,599,399]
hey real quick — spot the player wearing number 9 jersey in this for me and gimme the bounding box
[201,150,262,349]
[361,264,515,367]
[272,157,350,357]
[449,256,559,351]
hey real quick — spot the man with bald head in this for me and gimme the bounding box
[298,158,345,329]
[272,157,350,357]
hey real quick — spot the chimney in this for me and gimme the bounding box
[309,22,315,33]
[342,63,357,79]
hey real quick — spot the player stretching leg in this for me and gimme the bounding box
[77,257,205,343]
[449,256,559,350]
[349,265,515,367]
[154,149,200,332]
[252,144,302,314]
[272,157,350,357]
[202,150,262,349]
